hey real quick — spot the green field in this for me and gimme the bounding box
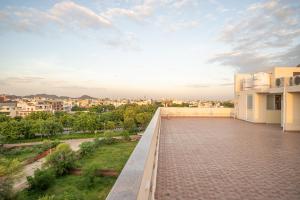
[16,141,137,200]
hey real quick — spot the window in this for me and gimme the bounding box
[267,95,274,110]
[266,94,281,110]
[275,95,281,110]
[247,95,253,109]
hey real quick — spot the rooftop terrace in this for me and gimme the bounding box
[107,108,300,200]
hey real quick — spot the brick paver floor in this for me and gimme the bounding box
[155,117,300,200]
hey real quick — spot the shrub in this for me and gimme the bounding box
[27,168,55,191]
[101,131,117,145]
[93,138,102,147]
[79,141,95,157]
[122,131,131,141]
[46,143,76,176]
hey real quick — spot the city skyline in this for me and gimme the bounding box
[0,0,299,99]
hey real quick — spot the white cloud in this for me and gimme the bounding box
[167,20,199,32]
[0,1,112,33]
[210,0,300,72]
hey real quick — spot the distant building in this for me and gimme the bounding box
[235,67,300,131]
[0,101,17,117]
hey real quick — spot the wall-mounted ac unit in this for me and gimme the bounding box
[275,78,284,87]
[291,75,300,86]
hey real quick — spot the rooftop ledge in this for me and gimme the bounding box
[106,107,234,200]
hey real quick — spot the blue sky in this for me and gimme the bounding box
[0,0,299,99]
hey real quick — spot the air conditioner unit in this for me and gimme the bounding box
[292,75,300,86]
[275,78,284,87]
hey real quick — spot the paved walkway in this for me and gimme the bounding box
[155,117,300,200]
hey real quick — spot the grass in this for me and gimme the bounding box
[6,130,136,144]
[1,145,50,163]
[16,141,137,200]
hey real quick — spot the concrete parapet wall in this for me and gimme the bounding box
[106,108,161,200]
[160,107,234,117]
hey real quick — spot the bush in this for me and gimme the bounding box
[46,143,76,176]
[93,138,102,147]
[102,131,117,145]
[27,168,55,191]
[122,131,131,141]
[79,141,95,157]
[80,165,98,188]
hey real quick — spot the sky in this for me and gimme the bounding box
[0,0,299,100]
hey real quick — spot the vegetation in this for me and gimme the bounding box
[0,158,22,200]
[46,143,76,176]
[0,140,59,163]
[221,101,234,108]
[27,169,56,191]
[16,141,137,200]
[0,104,158,143]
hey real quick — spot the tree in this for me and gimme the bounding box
[123,117,136,132]
[0,114,10,123]
[26,111,53,120]
[135,112,152,129]
[18,119,35,139]
[106,121,116,130]
[42,119,63,137]
[46,143,76,176]
[0,121,19,141]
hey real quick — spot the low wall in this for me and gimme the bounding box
[160,107,234,117]
[106,108,161,200]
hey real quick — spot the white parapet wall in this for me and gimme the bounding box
[160,107,234,117]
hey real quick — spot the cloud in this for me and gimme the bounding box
[209,51,273,72]
[102,2,154,21]
[210,0,300,72]
[167,20,199,32]
[0,1,112,33]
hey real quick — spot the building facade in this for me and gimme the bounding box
[234,67,300,131]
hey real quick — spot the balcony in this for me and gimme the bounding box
[106,108,300,200]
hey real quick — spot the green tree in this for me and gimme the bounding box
[18,119,35,139]
[46,143,76,176]
[26,111,53,120]
[0,114,10,123]
[135,112,152,129]
[0,120,19,141]
[123,117,136,132]
[42,119,63,137]
[106,121,116,130]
